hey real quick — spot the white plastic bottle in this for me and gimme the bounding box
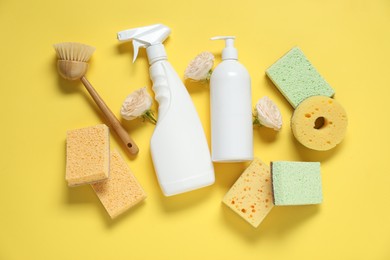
[117,24,215,196]
[210,36,253,162]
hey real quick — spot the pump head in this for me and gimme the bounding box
[211,36,238,60]
[118,24,171,63]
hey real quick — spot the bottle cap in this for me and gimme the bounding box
[211,36,238,60]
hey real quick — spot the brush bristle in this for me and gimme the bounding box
[53,42,95,62]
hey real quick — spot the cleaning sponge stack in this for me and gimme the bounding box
[223,159,322,227]
[66,124,146,219]
[266,47,348,151]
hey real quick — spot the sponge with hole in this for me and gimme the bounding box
[291,95,348,151]
[266,47,335,108]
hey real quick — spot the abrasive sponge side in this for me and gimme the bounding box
[271,161,322,205]
[266,47,335,108]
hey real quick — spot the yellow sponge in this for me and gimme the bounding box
[222,158,274,228]
[291,96,348,151]
[91,150,146,219]
[66,124,110,187]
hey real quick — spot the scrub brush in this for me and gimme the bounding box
[54,42,138,155]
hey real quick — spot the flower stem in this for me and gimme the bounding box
[142,110,157,125]
[252,114,262,127]
[206,70,213,81]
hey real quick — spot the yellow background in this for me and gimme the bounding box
[1,0,389,259]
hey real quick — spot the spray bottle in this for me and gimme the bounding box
[210,36,253,162]
[117,24,215,196]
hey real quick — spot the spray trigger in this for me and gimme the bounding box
[132,40,147,63]
[117,24,171,63]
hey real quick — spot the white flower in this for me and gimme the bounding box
[184,51,214,81]
[254,96,282,131]
[121,87,156,124]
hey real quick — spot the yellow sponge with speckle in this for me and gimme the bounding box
[222,158,274,228]
[291,95,348,151]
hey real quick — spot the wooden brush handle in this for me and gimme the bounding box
[80,76,139,155]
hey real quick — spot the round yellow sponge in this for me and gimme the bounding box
[291,96,348,151]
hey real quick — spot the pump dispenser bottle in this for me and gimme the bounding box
[210,36,253,162]
[118,24,215,196]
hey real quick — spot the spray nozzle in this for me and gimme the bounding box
[211,36,238,60]
[118,24,171,63]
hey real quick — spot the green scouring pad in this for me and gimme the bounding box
[266,47,335,108]
[271,161,322,205]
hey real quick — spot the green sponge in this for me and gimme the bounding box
[271,161,322,205]
[266,47,335,108]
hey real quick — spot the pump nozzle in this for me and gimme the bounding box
[211,36,238,60]
[118,24,171,63]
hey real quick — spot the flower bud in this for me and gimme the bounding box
[255,96,282,131]
[121,87,153,120]
[184,52,214,81]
